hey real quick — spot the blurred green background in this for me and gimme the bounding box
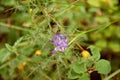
[0,0,120,80]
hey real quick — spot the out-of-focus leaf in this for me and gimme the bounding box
[17,55,27,64]
[115,27,120,38]
[100,0,113,7]
[109,41,120,52]
[0,48,11,63]
[87,0,113,8]
[95,40,107,50]
[18,45,34,56]
[103,26,115,38]
[95,16,109,23]
[12,12,31,24]
[87,0,101,7]
[5,43,17,53]
[14,37,23,47]
[1,0,15,6]
[90,33,102,40]
[5,44,13,52]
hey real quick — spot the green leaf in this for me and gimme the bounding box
[0,48,11,63]
[116,27,120,38]
[87,0,101,7]
[103,26,115,38]
[78,73,90,80]
[5,44,13,51]
[1,0,15,6]
[89,45,100,61]
[14,37,23,47]
[95,16,109,23]
[68,69,79,79]
[95,40,107,50]
[95,59,111,74]
[85,59,94,68]
[5,43,17,53]
[108,41,120,52]
[17,55,27,62]
[12,12,30,24]
[71,61,87,74]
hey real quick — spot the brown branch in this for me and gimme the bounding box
[75,42,84,51]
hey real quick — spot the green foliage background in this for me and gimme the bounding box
[0,0,120,80]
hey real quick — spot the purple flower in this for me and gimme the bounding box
[52,34,68,53]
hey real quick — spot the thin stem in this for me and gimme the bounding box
[26,65,40,77]
[59,54,67,68]
[68,21,117,45]
[68,30,94,45]
[55,0,79,17]
[0,62,10,69]
[75,42,84,51]
[39,69,52,80]
[27,64,52,80]
[56,54,61,80]
[0,22,30,32]
[104,69,120,80]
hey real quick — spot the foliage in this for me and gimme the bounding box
[0,0,120,80]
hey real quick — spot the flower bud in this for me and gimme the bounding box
[81,50,91,59]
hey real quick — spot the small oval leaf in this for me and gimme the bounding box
[71,61,87,74]
[95,59,111,74]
